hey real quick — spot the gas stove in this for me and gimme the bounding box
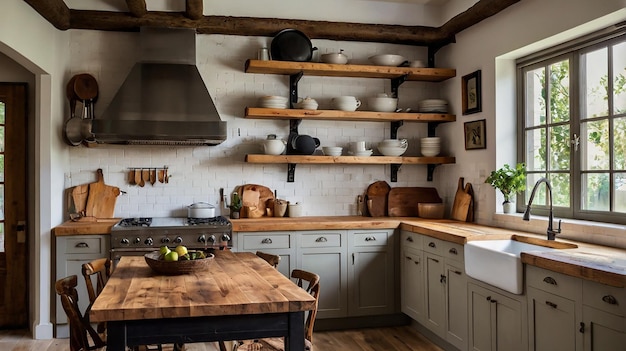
[110,216,232,261]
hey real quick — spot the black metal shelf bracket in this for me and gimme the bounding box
[390,164,402,182]
[391,121,404,139]
[289,71,304,108]
[390,74,409,98]
[287,163,296,182]
[427,164,438,181]
[427,122,440,137]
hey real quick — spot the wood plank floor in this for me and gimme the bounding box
[0,326,443,351]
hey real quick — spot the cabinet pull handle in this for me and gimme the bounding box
[352,253,355,265]
[545,301,558,309]
[406,237,414,242]
[543,276,557,285]
[486,296,497,303]
[440,274,446,284]
[75,242,89,248]
[579,322,585,333]
[449,248,458,255]
[454,270,462,275]
[261,238,273,244]
[315,236,328,242]
[430,258,439,263]
[365,236,376,242]
[405,256,412,261]
[428,242,436,248]
[602,295,617,305]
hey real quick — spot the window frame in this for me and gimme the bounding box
[516,26,626,224]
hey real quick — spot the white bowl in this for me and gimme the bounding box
[420,148,440,157]
[368,97,398,112]
[379,139,408,148]
[321,53,348,64]
[369,54,406,67]
[378,146,407,156]
[322,146,343,156]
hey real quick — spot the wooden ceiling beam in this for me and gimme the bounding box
[23,0,70,30]
[125,0,147,18]
[185,0,203,20]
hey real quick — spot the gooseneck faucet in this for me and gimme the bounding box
[523,177,562,240]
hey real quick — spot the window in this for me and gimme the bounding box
[518,27,626,224]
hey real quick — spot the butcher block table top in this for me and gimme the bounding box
[90,251,315,322]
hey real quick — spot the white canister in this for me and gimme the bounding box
[288,202,302,217]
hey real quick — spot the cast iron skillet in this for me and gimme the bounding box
[271,29,317,62]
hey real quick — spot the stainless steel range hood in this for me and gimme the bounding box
[92,27,227,146]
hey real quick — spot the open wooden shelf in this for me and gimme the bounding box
[245,154,456,165]
[245,107,456,123]
[245,59,456,82]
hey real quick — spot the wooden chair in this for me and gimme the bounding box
[81,258,112,334]
[55,275,106,351]
[235,269,321,351]
[255,251,281,268]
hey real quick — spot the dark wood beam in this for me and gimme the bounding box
[23,0,70,30]
[185,0,203,20]
[125,0,147,18]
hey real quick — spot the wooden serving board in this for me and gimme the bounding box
[450,178,473,222]
[387,187,442,217]
[239,184,275,218]
[71,184,89,215]
[85,169,121,218]
[365,180,391,217]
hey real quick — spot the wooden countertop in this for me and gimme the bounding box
[89,251,315,322]
[53,218,120,236]
[53,215,625,287]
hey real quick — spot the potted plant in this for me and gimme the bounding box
[229,192,242,219]
[485,163,526,213]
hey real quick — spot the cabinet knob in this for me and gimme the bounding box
[428,242,436,248]
[449,248,457,255]
[543,276,557,285]
[406,236,414,242]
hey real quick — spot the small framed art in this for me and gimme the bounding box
[464,119,486,150]
[462,70,482,115]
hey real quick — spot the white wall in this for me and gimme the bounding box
[435,0,626,247]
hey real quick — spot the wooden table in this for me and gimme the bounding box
[89,251,316,351]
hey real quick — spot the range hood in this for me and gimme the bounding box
[92,27,227,145]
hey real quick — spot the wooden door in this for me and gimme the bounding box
[0,83,28,328]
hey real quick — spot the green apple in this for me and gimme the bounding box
[175,245,188,257]
[159,246,171,255]
[164,251,179,262]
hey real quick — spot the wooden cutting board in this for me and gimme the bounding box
[71,184,89,215]
[387,187,442,217]
[239,184,275,217]
[365,181,391,217]
[450,177,473,222]
[85,169,121,218]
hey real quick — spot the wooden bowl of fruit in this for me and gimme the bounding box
[144,246,214,275]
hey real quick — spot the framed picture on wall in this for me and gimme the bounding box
[464,119,486,150]
[462,70,482,115]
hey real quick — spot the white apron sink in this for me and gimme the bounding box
[464,238,572,294]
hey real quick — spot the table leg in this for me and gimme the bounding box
[286,311,305,351]
[106,321,127,351]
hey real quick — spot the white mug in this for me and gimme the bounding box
[352,141,366,151]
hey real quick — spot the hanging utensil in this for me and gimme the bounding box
[136,168,145,187]
[158,169,165,183]
[150,169,156,185]
[74,74,99,143]
[142,169,150,186]
[63,76,83,146]
[128,169,136,185]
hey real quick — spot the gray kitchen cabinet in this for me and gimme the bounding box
[347,229,395,316]
[297,230,348,319]
[237,231,295,278]
[468,281,527,351]
[581,279,625,351]
[526,265,583,351]
[55,234,110,338]
[445,260,467,350]
[400,230,425,322]
[424,250,446,336]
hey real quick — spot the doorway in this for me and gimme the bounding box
[0,83,28,328]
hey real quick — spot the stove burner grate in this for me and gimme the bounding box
[119,217,152,227]
[187,216,230,226]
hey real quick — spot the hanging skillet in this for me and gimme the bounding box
[271,29,318,62]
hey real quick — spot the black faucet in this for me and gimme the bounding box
[523,177,562,240]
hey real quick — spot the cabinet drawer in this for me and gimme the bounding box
[242,234,291,250]
[300,233,342,248]
[441,240,464,263]
[401,231,422,250]
[352,231,389,247]
[423,237,443,255]
[583,280,625,316]
[64,237,105,254]
[526,265,582,300]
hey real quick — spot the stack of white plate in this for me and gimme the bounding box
[348,149,373,157]
[420,137,441,157]
[259,96,289,109]
[418,99,448,113]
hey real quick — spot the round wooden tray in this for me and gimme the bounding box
[144,251,215,275]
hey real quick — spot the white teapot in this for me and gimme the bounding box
[263,134,286,155]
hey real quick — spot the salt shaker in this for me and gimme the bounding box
[258,47,269,61]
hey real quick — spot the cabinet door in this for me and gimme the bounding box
[493,290,525,351]
[424,252,446,337]
[238,232,295,277]
[446,262,467,351]
[528,286,580,351]
[401,247,424,322]
[348,247,394,315]
[582,306,626,351]
[468,283,494,351]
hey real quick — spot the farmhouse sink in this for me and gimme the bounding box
[464,238,576,294]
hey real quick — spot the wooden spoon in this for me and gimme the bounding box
[158,170,165,183]
[128,170,136,185]
[150,169,156,185]
[136,169,145,187]
[142,169,150,186]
